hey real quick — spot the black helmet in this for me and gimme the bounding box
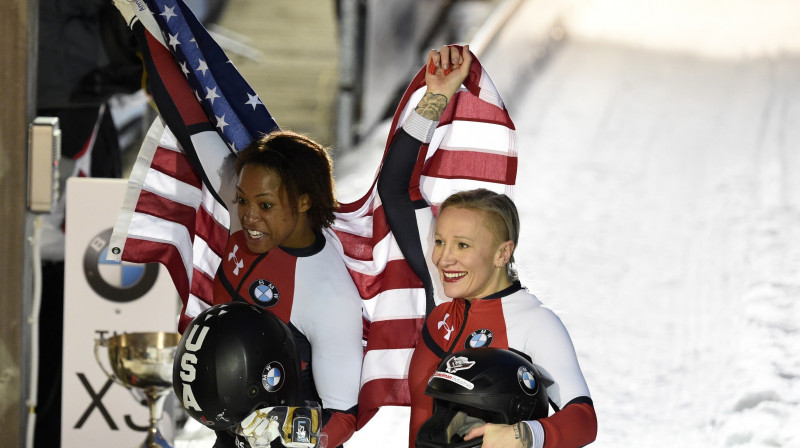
[172,302,301,430]
[416,348,550,448]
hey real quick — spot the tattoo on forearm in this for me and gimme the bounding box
[514,422,534,448]
[415,92,449,120]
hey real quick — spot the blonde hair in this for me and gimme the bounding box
[439,188,520,281]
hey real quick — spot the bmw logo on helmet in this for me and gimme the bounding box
[517,366,538,395]
[262,362,285,392]
[249,279,280,307]
[465,329,494,348]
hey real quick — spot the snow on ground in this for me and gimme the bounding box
[560,0,800,59]
[509,39,800,448]
[178,1,800,447]
[344,1,800,447]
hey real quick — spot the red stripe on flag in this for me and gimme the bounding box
[423,151,518,185]
[337,178,379,213]
[145,31,209,126]
[439,91,516,129]
[178,311,194,335]
[134,191,197,239]
[332,207,391,262]
[348,260,423,300]
[365,318,423,350]
[149,146,203,188]
[195,207,228,257]
[123,238,190,299]
[333,230,377,262]
[190,267,214,306]
[357,378,411,428]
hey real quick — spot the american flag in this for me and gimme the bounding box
[334,56,517,426]
[108,0,278,331]
[108,0,516,428]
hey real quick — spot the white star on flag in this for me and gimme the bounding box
[216,114,228,132]
[168,32,180,50]
[180,61,190,77]
[245,92,263,110]
[160,5,177,21]
[205,87,221,105]
[196,59,209,76]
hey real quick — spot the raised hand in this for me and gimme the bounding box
[415,44,473,121]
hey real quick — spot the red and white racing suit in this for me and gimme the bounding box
[213,230,363,448]
[409,282,598,448]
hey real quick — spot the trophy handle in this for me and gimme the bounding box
[93,338,130,389]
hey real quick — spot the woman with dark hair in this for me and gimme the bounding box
[211,130,363,448]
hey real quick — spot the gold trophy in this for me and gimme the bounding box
[95,332,181,448]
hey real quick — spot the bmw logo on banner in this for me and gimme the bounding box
[83,228,158,302]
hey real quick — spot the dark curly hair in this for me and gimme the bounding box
[235,130,337,230]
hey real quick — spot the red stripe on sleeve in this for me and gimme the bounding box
[321,412,356,448]
[540,402,598,448]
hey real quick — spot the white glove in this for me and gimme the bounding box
[239,409,282,448]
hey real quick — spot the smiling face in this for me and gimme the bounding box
[432,206,514,300]
[236,164,313,254]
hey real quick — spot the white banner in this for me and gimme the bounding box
[62,178,180,447]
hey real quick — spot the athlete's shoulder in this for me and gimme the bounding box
[502,287,567,325]
[502,287,545,309]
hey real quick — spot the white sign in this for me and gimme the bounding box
[62,178,180,447]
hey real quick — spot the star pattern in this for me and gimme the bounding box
[205,87,221,105]
[195,59,209,76]
[160,5,177,21]
[245,93,263,110]
[216,115,228,132]
[168,32,180,50]
[151,0,279,152]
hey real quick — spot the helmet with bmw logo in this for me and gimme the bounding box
[172,302,301,430]
[416,347,551,448]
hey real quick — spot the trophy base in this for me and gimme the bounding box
[142,427,173,448]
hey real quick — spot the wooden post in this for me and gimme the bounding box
[0,0,36,446]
